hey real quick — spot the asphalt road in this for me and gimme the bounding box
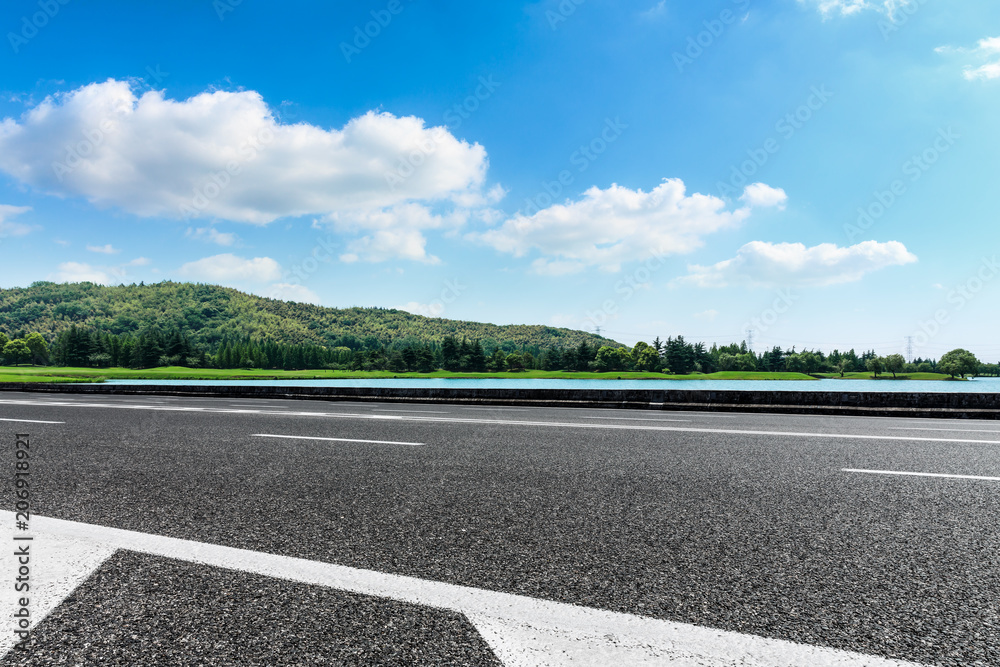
[1,391,998,665]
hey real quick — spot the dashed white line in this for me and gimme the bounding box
[843,468,1000,482]
[4,398,1000,445]
[0,417,65,424]
[253,434,424,446]
[371,408,450,414]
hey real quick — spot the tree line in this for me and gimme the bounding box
[0,326,994,378]
[0,281,613,354]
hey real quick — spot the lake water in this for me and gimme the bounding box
[102,377,1000,393]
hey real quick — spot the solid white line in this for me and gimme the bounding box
[3,398,1000,444]
[890,427,1000,434]
[0,417,65,424]
[371,408,450,414]
[843,468,1000,482]
[253,434,424,446]
[0,512,922,667]
[578,416,691,423]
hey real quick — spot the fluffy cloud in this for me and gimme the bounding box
[177,254,282,283]
[939,36,1000,81]
[326,203,472,264]
[50,256,149,285]
[0,79,489,231]
[470,180,786,273]
[52,262,113,285]
[676,240,917,288]
[0,204,33,237]
[265,283,322,305]
[397,301,446,318]
[86,243,119,254]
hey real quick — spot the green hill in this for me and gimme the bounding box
[0,281,619,353]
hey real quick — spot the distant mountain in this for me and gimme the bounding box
[0,281,620,352]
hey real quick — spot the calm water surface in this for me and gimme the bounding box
[102,377,1000,393]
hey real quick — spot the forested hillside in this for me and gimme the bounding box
[0,281,616,353]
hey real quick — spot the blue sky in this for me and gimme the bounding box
[1,0,998,360]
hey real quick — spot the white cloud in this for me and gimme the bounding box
[676,240,917,288]
[641,1,667,19]
[49,256,150,284]
[340,229,440,264]
[798,0,909,17]
[470,180,786,273]
[0,80,490,248]
[397,301,446,318]
[326,203,461,264]
[961,37,1000,81]
[177,254,282,283]
[186,226,238,247]
[265,283,322,305]
[52,261,112,284]
[740,183,788,209]
[694,309,719,321]
[0,204,33,237]
[86,243,119,254]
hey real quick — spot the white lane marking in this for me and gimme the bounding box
[2,397,1000,445]
[843,468,1000,482]
[461,407,530,411]
[578,416,691,423]
[1,529,116,656]
[253,434,424,447]
[0,512,922,667]
[371,408,450,414]
[0,418,65,424]
[890,427,1000,434]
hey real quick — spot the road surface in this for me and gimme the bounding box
[1,392,997,665]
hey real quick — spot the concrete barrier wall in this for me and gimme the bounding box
[3,383,1000,419]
